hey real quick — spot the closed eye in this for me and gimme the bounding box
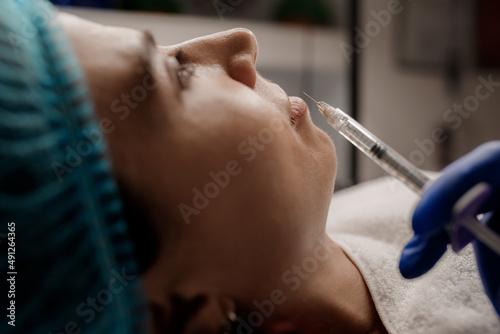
[174,49,195,89]
[176,64,195,89]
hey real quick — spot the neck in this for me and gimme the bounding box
[283,237,387,334]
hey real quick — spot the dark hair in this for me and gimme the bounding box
[119,186,160,274]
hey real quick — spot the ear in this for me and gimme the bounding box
[181,295,235,334]
[149,294,223,334]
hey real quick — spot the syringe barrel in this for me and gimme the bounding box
[321,103,430,194]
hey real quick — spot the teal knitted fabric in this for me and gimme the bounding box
[0,1,149,333]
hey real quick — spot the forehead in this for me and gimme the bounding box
[98,25,156,64]
[62,14,156,69]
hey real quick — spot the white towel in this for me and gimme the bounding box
[326,176,500,334]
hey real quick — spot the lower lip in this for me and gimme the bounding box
[289,96,308,127]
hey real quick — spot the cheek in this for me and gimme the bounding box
[184,67,276,119]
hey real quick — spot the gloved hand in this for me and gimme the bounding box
[399,141,500,316]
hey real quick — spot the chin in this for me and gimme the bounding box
[322,143,337,193]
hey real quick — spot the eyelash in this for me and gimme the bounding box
[176,63,195,89]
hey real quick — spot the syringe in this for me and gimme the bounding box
[305,94,500,256]
[304,93,429,194]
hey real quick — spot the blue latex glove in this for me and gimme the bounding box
[399,141,500,316]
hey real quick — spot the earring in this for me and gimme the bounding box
[219,310,238,334]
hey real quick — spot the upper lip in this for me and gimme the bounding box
[256,74,296,121]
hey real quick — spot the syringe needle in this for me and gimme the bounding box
[303,92,319,104]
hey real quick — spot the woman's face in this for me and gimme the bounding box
[60,13,336,311]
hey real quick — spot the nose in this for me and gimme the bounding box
[174,28,258,89]
[219,29,258,89]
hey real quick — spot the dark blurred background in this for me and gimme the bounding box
[51,0,341,27]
